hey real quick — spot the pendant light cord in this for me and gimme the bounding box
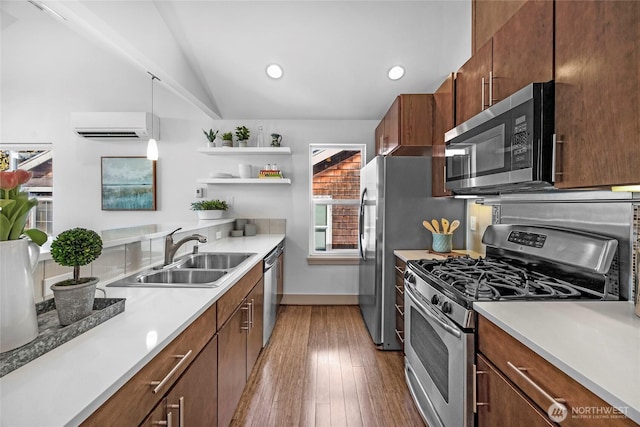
[148,72,160,135]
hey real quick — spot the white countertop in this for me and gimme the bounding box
[0,234,284,427]
[474,301,640,424]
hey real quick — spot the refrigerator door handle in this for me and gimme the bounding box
[359,188,367,261]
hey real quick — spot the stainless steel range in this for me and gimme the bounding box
[403,224,620,427]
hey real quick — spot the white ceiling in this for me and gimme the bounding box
[3,0,471,121]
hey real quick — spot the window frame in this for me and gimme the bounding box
[308,143,366,260]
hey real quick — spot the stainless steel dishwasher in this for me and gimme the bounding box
[263,242,283,346]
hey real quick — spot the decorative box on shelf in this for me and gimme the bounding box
[258,169,284,179]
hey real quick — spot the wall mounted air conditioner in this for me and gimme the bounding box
[71,112,159,140]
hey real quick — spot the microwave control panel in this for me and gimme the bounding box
[511,115,531,169]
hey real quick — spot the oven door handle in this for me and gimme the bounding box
[406,284,462,339]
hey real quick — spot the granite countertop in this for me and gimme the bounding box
[474,301,640,424]
[0,234,284,427]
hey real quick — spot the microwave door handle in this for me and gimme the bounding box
[405,284,462,339]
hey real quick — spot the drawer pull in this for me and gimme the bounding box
[507,361,567,413]
[394,265,404,275]
[395,284,404,295]
[150,350,193,394]
[395,303,404,317]
[473,365,489,413]
[395,329,404,344]
[167,396,185,427]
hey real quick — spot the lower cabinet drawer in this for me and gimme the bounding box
[81,303,217,427]
[478,315,637,427]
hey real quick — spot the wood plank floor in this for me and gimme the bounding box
[231,305,426,427]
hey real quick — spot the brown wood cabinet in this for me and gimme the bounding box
[432,73,455,197]
[472,0,527,54]
[375,94,434,156]
[456,0,553,125]
[80,304,217,427]
[554,0,640,188]
[246,278,264,380]
[141,335,218,426]
[218,276,264,427]
[476,354,554,427]
[394,256,406,350]
[477,315,637,427]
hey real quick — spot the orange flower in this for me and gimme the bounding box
[0,170,18,191]
[15,169,33,186]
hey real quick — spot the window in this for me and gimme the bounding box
[309,144,365,257]
[0,144,53,236]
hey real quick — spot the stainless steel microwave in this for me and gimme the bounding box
[444,81,555,194]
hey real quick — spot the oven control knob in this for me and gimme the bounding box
[441,301,452,314]
[431,295,440,305]
[406,274,416,284]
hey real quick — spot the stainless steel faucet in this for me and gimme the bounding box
[164,227,208,266]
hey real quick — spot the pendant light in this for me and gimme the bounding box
[147,72,159,160]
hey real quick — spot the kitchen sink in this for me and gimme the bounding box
[134,269,227,286]
[171,252,255,270]
[107,252,257,288]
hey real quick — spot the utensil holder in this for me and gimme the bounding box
[432,233,452,253]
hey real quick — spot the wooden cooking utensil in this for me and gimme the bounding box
[422,220,437,234]
[431,219,440,234]
[448,220,460,234]
[441,218,450,234]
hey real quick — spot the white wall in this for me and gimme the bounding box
[1,4,375,297]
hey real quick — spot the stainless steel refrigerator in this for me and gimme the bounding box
[358,156,465,350]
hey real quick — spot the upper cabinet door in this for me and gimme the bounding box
[555,0,640,188]
[491,0,553,102]
[455,39,493,125]
[472,0,527,54]
[432,74,455,197]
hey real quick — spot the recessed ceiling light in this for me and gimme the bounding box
[388,66,405,80]
[266,64,283,79]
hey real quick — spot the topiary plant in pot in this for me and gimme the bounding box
[50,227,103,326]
[191,199,229,220]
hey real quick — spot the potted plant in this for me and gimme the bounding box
[221,132,233,148]
[49,227,103,326]
[235,126,250,147]
[0,169,48,352]
[202,128,219,147]
[191,199,229,220]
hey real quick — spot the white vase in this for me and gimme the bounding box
[0,239,40,352]
[197,210,224,220]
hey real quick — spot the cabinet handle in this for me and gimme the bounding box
[489,71,496,106]
[395,329,404,344]
[240,304,250,330]
[150,350,193,394]
[395,284,404,295]
[473,364,489,413]
[394,265,404,275]
[167,397,184,427]
[153,411,172,427]
[394,303,404,317]
[249,298,255,328]
[507,361,567,412]
[443,165,447,194]
[481,77,486,110]
[553,134,564,182]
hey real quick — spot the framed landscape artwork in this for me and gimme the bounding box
[101,157,157,210]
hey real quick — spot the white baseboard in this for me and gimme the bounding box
[281,294,358,305]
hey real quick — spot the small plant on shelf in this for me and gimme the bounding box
[221,132,233,147]
[202,128,219,147]
[235,126,250,147]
